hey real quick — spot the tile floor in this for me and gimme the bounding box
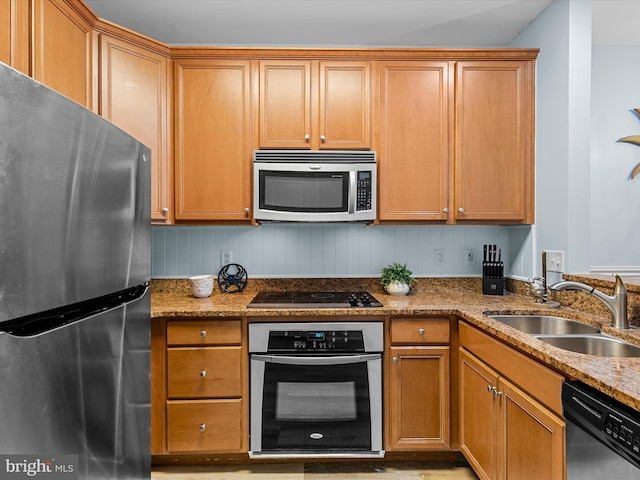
[152,461,479,479]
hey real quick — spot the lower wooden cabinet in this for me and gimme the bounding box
[167,399,243,453]
[459,322,565,480]
[386,317,451,450]
[152,317,246,456]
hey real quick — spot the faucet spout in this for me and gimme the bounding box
[549,275,628,329]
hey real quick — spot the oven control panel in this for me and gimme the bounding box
[267,330,365,352]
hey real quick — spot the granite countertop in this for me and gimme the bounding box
[151,276,640,412]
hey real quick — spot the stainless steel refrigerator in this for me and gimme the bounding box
[0,63,151,479]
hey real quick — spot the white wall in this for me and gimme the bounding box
[151,224,511,278]
[591,46,640,273]
[511,0,640,276]
[510,0,592,280]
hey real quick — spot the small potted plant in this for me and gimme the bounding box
[380,262,415,296]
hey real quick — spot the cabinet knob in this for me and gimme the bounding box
[200,370,206,378]
[320,135,326,142]
[244,207,250,215]
[162,207,169,215]
[418,328,425,335]
[487,385,502,398]
[392,357,398,364]
[304,134,310,141]
[458,207,464,213]
[443,208,449,213]
[200,424,206,432]
[200,330,207,337]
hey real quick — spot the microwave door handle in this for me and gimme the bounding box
[348,171,356,213]
[250,354,381,365]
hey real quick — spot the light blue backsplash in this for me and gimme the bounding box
[152,224,533,279]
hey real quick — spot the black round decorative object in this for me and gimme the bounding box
[217,263,248,293]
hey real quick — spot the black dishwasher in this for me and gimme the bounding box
[563,380,640,479]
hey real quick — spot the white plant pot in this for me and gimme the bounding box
[385,281,410,296]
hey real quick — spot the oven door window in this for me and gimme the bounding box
[259,170,349,213]
[261,361,371,452]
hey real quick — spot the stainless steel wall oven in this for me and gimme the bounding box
[249,322,384,458]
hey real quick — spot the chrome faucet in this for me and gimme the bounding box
[549,275,628,329]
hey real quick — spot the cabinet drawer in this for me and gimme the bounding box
[391,318,450,344]
[167,347,242,398]
[167,319,241,346]
[167,399,243,453]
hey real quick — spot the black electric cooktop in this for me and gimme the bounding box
[246,291,382,309]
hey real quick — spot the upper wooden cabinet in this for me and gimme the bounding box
[174,59,253,221]
[259,60,371,149]
[0,0,29,74]
[377,58,535,224]
[454,61,534,223]
[32,0,95,109]
[378,61,449,221]
[99,34,173,224]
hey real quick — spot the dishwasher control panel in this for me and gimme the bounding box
[605,410,640,454]
[563,380,640,469]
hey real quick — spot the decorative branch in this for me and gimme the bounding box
[617,108,640,180]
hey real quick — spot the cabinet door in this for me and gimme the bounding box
[454,61,534,223]
[378,62,449,220]
[259,60,311,148]
[32,0,94,108]
[460,349,498,480]
[388,346,450,450]
[319,61,371,149]
[174,59,252,220]
[0,0,29,74]
[100,35,172,224]
[499,377,565,480]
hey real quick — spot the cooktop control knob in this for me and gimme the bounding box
[348,294,359,307]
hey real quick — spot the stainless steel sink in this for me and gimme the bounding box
[488,315,602,335]
[486,314,640,357]
[535,335,640,357]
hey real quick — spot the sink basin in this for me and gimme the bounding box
[488,315,601,335]
[536,335,640,357]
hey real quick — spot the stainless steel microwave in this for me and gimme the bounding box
[253,150,377,223]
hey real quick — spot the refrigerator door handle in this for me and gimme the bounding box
[0,284,148,337]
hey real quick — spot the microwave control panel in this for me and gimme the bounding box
[356,171,373,211]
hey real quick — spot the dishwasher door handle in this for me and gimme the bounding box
[251,353,381,366]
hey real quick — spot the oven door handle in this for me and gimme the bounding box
[251,353,381,365]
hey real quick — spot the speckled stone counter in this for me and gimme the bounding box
[151,276,640,412]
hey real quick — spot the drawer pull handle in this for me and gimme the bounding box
[200,424,206,432]
[200,330,207,337]
[200,370,206,378]
[418,328,425,335]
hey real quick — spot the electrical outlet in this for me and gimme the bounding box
[434,248,446,265]
[544,250,564,273]
[221,250,233,266]
[465,248,475,264]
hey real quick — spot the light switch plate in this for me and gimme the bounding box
[544,250,564,273]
